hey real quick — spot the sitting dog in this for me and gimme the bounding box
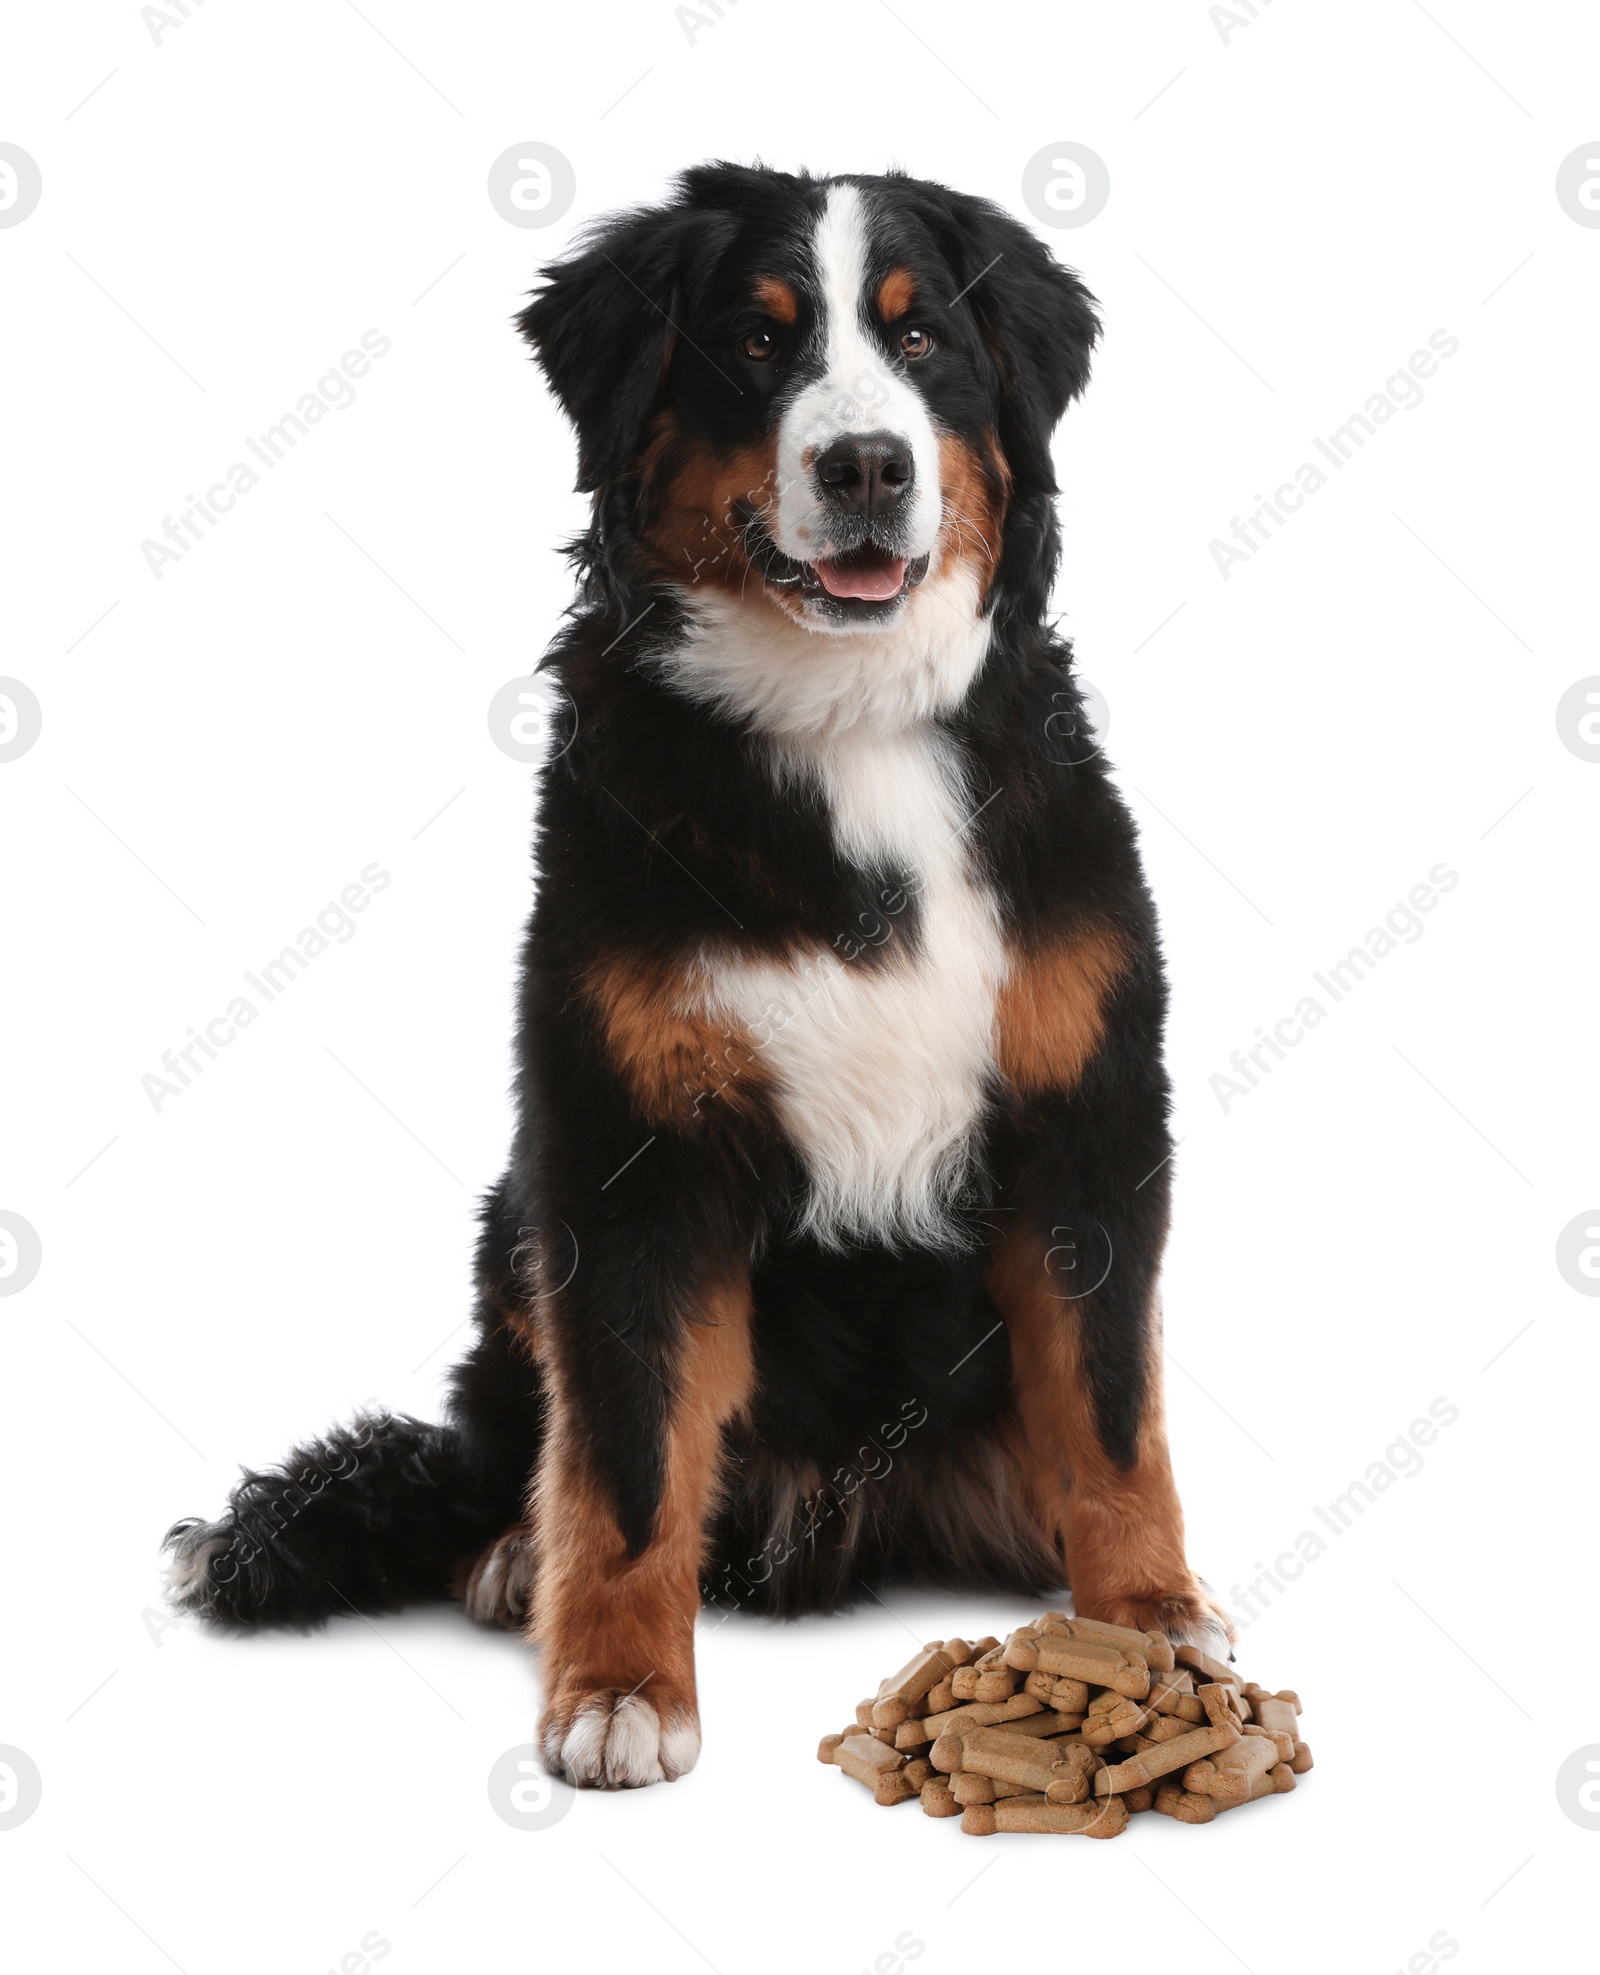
[165,163,1229,1789]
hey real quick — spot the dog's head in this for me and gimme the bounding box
[519,164,1098,645]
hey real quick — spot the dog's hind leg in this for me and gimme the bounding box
[457,1524,537,1629]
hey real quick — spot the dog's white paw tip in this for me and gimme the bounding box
[542,1691,700,1789]
[1170,1611,1235,1660]
[461,1529,534,1629]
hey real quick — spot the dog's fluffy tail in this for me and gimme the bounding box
[163,1409,519,1628]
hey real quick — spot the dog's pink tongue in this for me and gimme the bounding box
[812,554,908,601]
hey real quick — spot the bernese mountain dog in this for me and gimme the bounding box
[165,163,1231,1790]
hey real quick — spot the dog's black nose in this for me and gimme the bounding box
[814,431,914,519]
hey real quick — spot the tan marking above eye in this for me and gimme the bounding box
[877,267,916,318]
[753,275,798,324]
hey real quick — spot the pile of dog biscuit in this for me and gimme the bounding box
[819,1611,1311,1835]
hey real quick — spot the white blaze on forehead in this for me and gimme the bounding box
[771,182,944,568]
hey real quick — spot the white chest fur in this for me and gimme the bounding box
[693,722,1005,1249]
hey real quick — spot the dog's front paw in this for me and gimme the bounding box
[540,1688,701,1789]
[1079,1586,1237,1661]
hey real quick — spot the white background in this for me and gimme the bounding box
[3,1,1596,1969]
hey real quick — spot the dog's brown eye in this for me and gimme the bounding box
[741,331,777,362]
[900,327,934,359]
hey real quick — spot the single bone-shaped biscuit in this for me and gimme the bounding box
[1033,1637,1151,1699]
[1243,1723,1296,1763]
[922,1694,1043,1740]
[961,1728,1083,1794]
[1203,1759,1296,1813]
[951,1771,995,1805]
[1252,1696,1299,1739]
[1198,1682,1246,1732]
[1082,1696,1150,1748]
[875,1645,955,1714]
[951,1771,1037,1805]
[1154,1781,1217,1823]
[1183,1732,1277,1807]
[837,1737,918,1805]
[835,1732,906,1785]
[1094,1720,1240,1795]
[994,1793,1130,1838]
[1175,1644,1241,1688]
[1061,1615,1174,1671]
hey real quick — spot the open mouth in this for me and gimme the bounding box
[810,543,915,602]
[739,510,930,612]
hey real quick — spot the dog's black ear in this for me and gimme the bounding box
[517,202,735,492]
[926,192,1101,493]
